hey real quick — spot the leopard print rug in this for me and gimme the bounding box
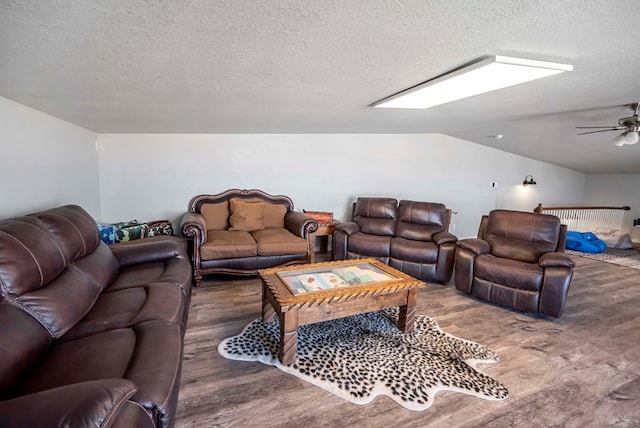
[218,309,508,411]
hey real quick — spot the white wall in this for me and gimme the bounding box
[0,97,101,219]
[98,134,585,238]
[584,174,640,243]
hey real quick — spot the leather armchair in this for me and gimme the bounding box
[454,209,575,318]
[333,198,458,283]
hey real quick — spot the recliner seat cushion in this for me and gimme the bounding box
[475,254,543,292]
[347,232,392,257]
[251,228,308,256]
[200,230,257,260]
[390,237,439,263]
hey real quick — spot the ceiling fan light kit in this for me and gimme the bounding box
[372,55,573,109]
[622,131,639,145]
[611,134,627,147]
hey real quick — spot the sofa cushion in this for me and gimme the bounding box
[72,243,120,293]
[201,201,229,231]
[10,267,101,339]
[16,320,183,427]
[475,254,543,292]
[251,228,308,256]
[61,284,186,342]
[229,199,265,232]
[201,230,257,260]
[0,217,67,297]
[106,258,191,295]
[32,205,101,263]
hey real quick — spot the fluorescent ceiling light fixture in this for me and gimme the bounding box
[372,55,573,109]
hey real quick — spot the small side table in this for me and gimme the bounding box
[308,221,338,263]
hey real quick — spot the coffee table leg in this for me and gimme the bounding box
[278,310,299,366]
[262,283,276,322]
[397,288,418,333]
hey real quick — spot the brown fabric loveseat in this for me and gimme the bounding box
[180,189,318,287]
[454,209,575,318]
[333,197,458,284]
[0,205,192,428]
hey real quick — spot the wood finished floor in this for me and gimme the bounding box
[176,254,640,428]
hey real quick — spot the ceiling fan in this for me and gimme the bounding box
[576,102,640,146]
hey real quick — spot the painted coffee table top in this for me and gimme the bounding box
[259,258,425,312]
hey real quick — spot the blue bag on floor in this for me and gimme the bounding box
[565,231,607,253]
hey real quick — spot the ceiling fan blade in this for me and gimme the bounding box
[576,126,620,129]
[578,129,620,135]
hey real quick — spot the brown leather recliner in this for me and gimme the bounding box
[454,209,575,318]
[333,198,458,284]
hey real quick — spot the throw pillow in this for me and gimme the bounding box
[201,201,229,230]
[593,227,634,249]
[229,199,265,232]
[263,203,287,228]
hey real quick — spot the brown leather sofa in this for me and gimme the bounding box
[180,189,317,287]
[454,209,575,318]
[333,198,458,283]
[0,205,192,428]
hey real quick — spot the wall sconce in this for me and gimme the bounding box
[522,175,537,187]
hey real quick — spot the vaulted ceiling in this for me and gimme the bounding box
[1,0,639,173]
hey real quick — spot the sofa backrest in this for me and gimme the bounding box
[395,200,448,241]
[481,209,561,263]
[190,189,293,231]
[353,198,397,237]
[0,205,118,339]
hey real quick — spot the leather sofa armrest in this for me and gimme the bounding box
[433,231,458,246]
[457,238,491,255]
[539,252,576,268]
[181,212,207,245]
[110,236,188,267]
[284,211,318,238]
[335,221,360,236]
[0,379,136,428]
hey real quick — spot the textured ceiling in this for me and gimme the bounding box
[1,0,640,173]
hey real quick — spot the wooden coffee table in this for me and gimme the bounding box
[259,258,425,365]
